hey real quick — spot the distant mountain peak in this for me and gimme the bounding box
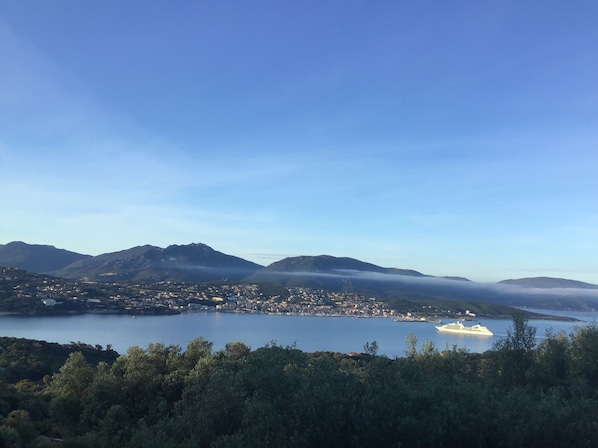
[47,242,263,282]
[265,255,389,274]
[498,277,598,290]
[0,241,90,273]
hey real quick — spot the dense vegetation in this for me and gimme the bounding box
[1,314,598,447]
[0,339,118,384]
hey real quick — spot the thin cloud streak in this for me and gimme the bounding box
[258,269,598,304]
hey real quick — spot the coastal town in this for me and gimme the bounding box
[1,266,460,320]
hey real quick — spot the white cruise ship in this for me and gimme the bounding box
[435,321,493,336]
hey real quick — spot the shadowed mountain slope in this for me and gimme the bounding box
[50,243,263,282]
[499,277,598,289]
[247,255,423,291]
[0,241,90,273]
[248,256,598,311]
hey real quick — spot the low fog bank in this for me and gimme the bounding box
[252,269,598,311]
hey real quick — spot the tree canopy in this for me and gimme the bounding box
[1,318,598,447]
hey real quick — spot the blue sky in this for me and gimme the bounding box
[1,1,597,282]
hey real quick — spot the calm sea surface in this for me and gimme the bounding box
[1,310,597,357]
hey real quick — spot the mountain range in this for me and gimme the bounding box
[1,241,597,311]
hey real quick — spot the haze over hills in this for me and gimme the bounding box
[263,255,426,277]
[1,241,598,311]
[249,257,598,311]
[499,277,598,290]
[245,255,429,296]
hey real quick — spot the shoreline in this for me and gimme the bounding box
[0,308,582,322]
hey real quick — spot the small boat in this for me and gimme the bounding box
[435,321,493,336]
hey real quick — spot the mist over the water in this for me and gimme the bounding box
[254,268,598,310]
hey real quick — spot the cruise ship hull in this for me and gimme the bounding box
[436,321,493,336]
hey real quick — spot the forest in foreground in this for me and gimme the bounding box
[1,314,597,447]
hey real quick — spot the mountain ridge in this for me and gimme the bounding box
[1,241,596,287]
[1,241,598,311]
[0,241,91,273]
[49,243,263,283]
[498,277,598,290]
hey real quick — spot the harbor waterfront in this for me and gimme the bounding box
[1,309,596,357]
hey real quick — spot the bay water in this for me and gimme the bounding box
[0,310,596,358]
